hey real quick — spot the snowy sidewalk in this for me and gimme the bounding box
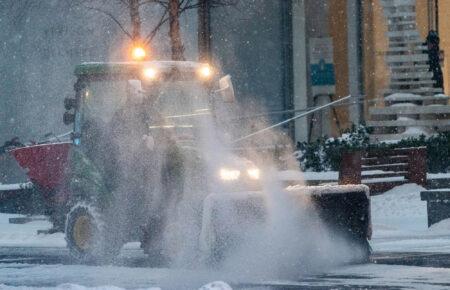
[0,214,65,248]
[371,183,450,253]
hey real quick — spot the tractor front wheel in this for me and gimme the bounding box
[65,203,123,263]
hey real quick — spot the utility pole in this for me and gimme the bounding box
[347,0,363,125]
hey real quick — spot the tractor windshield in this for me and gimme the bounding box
[150,81,211,127]
[80,77,211,146]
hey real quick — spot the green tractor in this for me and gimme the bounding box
[33,60,371,264]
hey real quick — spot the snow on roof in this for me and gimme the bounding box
[74,61,205,76]
[286,184,370,198]
[385,93,449,102]
[385,93,422,101]
[0,182,33,191]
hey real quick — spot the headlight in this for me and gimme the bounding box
[198,64,213,79]
[247,168,260,180]
[143,67,158,79]
[219,168,240,181]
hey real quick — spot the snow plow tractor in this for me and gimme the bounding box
[0,60,371,264]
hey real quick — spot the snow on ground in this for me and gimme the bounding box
[0,214,141,250]
[371,183,450,253]
[2,262,450,289]
[0,285,160,290]
[0,214,65,248]
[0,263,234,290]
[1,179,450,253]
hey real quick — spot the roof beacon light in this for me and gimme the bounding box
[198,64,213,79]
[132,46,146,61]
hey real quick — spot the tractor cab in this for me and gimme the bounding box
[63,61,235,148]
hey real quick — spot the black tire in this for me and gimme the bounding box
[65,203,123,263]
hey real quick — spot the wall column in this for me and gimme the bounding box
[347,0,363,125]
[292,0,308,142]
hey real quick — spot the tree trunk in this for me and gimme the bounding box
[129,0,141,41]
[197,0,211,62]
[168,0,185,60]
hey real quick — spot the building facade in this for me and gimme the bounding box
[1,0,449,144]
[206,0,450,143]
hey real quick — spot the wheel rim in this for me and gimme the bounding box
[73,215,94,251]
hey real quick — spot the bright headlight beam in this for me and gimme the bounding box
[219,168,240,181]
[247,168,261,180]
[143,67,157,79]
[198,65,213,79]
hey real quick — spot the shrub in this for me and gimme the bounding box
[296,126,450,173]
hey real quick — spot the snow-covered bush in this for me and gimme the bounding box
[296,126,450,173]
[296,125,370,171]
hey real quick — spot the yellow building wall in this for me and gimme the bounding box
[439,0,450,94]
[361,0,389,114]
[328,0,350,134]
[361,0,449,115]
[323,0,450,136]
[415,0,429,38]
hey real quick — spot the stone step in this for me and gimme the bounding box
[370,105,450,116]
[384,87,443,95]
[387,20,417,26]
[390,80,436,87]
[384,12,417,19]
[386,54,429,63]
[386,45,426,53]
[386,31,420,38]
[370,133,429,142]
[391,71,433,79]
[390,64,430,71]
[384,8,416,17]
[381,0,416,7]
[389,40,425,48]
[367,119,450,128]
[384,94,449,103]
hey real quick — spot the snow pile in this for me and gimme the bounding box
[384,93,423,102]
[0,182,33,191]
[371,183,427,235]
[277,170,338,182]
[198,281,232,290]
[371,183,450,252]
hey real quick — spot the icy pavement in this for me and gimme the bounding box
[371,183,450,253]
[1,262,450,289]
[2,183,450,289]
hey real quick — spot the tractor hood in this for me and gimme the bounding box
[74,61,211,79]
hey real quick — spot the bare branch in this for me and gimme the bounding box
[144,9,169,43]
[83,5,133,39]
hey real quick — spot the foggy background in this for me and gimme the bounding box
[0,0,293,144]
[0,0,198,143]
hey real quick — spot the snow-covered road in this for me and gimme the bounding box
[1,182,450,289]
[1,259,450,289]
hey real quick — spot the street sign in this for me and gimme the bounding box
[310,38,336,95]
